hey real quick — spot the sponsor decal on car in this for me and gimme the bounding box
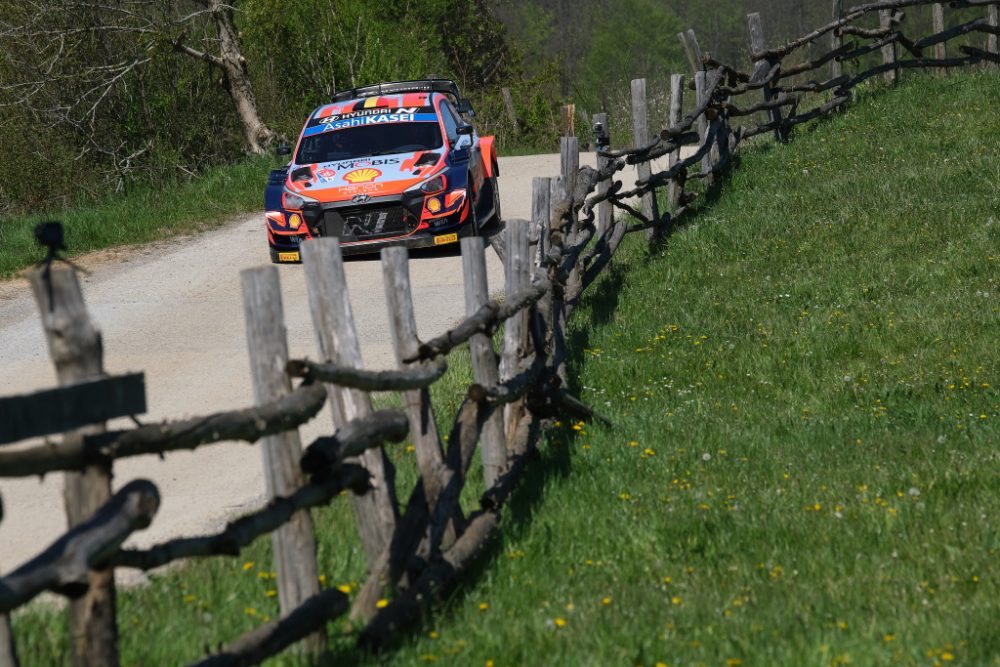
[316,107,420,124]
[316,168,337,180]
[344,168,382,184]
[323,157,400,170]
[434,233,458,246]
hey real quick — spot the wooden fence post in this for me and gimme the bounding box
[501,220,533,455]
[461,237,507,489]
[667,73,685,214]
[678,29,705,75]
[592,112,612,239]
[630,78,661,240]
[561,104,576,138]
[241,266,324,657]
[831,0,844,79]
[301,239,399,567]
[380,248,449,510]
[880,9,898,84]
[532,176,552,268]
[694,71,713,185]
[932,3,946,75]
[747,12,783,142]
[29,267,117,667]
[988,5,999,66]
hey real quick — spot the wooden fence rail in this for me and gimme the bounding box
[0,1,997,664]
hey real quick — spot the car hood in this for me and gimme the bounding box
[286,150,443,200]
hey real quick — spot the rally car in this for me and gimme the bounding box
[264,79,500,262]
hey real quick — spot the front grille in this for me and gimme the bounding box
[323,206,415,241]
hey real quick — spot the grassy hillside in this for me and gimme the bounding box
[351,71,1000,665]
[11,70,1000,666]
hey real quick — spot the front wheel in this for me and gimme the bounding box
[476,174,501,236]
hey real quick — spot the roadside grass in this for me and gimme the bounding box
[10,69,1000,666]
[0,155,277,279]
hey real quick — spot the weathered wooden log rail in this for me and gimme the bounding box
[0,1,997,665]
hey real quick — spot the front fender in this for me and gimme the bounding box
[478,136,498,178]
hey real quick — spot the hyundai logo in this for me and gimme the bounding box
[352,194,371,204]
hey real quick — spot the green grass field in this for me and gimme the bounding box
[10,70,1000,666]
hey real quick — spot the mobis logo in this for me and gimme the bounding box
[325,158,401,170]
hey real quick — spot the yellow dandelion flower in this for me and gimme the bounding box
[662,576,672,584]
[479,602,489,611]
[375,599,389,609]
[601,596,612,606]
[182,594,196,604]
[628,440,639,447]
[242,562,254,571]
[618,492,631,501]
[941,652,955,662]
[727,660,744,666]
[644,448,656,457]
[553,617,567,628]
[837,620,847,630]
[318,574,327,585]
[265,589,277,598]
[486,661,494,667]
[883,634,895,642]
[671,596,683,605]
[337,584,352,594]
[420,654,438,662]
[244,607,257,616]
[406,444,415,453]
[429,631,439,639]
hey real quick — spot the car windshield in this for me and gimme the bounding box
[295,122,443,164]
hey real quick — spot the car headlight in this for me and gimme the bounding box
[408,173,447,195]
[282,187,318,211]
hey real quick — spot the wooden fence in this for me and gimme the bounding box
[0,1,998,665]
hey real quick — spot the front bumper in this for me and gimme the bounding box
[268,190,471,261]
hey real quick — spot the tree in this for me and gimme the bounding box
[0,0,275,163]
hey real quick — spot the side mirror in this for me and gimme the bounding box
[456,99,475,117]
[456,123,474,136]
[276,143,292,157]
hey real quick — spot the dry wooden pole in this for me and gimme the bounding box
[28,266,117,667]
[832,0,845,78]
[561,104,576,137]
[500,220,532,456]
[500,87,518,131]
[694,71,713,184]
[461,237,506,487]
[592,113,612,238]
[933,3,947,74]
[301,239,399,566]
[881,9,899,83]
[560,136,580,215]
[747,12,783,142]
[381,247,449,506]
[241,267,323,657]
[677,31,701,74]
[989,5,999,64]
[531,176,552,268]
[630,78,661,240]
[667,74,685,213]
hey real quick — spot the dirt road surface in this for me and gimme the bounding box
[0,150,670,578]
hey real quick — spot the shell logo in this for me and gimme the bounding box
[343,168,382,184]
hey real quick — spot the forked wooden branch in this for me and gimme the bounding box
[0,382,328,477]
[0,480,159,613]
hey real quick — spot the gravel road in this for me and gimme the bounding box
[0,147,683,578]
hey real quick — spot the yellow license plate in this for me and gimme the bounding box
[434,233,458,246]
[278,251,300,262]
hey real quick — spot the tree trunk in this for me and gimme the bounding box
[209,0,276,154]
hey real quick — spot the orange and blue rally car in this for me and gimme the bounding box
[264,79,500,262]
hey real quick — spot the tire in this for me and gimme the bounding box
[476,173,501,236]
[269,246,281,264]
